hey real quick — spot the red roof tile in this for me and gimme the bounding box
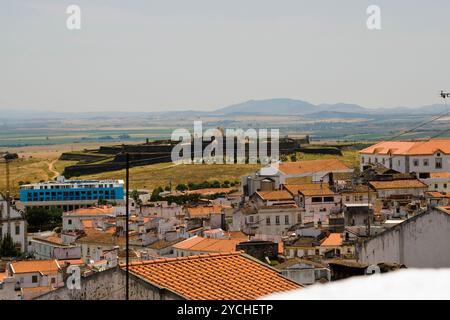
[278,159,351,175]
[122,252,301,300]
[360,138,450,155]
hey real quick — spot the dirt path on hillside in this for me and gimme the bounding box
[47,160,60,179]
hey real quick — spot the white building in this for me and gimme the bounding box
[421,172,450,192]
[0,196,26,252]
[62,205,122,233]
[359,138,450,175]
[284,184,342,227]
[356,207,450,268]
[238,204,302,236]
[140,201,183,219]
[368,179,428,199]
[28,233,81,260]
[242,159,353,197]
[9,260,65,299]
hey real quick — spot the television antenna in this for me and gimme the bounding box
[440,90,450,99]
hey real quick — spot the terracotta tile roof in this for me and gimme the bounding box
[33,235,65,246]
[278,159,351,175]
[321,233,343,247]
[426,191,450,198]
[438,206,450,214]
[64,205,115,217]
[278,242,284,255]
[81,219,94,229]
[75,229,124,246]
[173,236,242,253]
[430,172,450,179]
[255,190,294,201]
[123,252,301,300]
[186,205,223,217]
[57,259,85,266]
[369,179,428,190]
[225,231,249,240]
[285,176,313,184]
[10,260,60,274]
[147,238,184,250]
[0,271,8,282]
[284,183,336,196]
[360,138,450,155]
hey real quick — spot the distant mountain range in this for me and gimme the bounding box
[214,99,368,115]
[213,98,448,117]
[1,98,448,119]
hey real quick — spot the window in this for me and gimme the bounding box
[423,159,429,166]
[32,275,38,284]
[68,219,72,225]
[362,157,365,164]
[346,196,350,202]
[435,184,439,189]
[312,197,322,203]
[436,158,443,169]
[398,160,401,166]
[285,215,289,225]
[249,216,254,223]
[413,159,419,167]
[382,158,385,165]
[323,196,334,202]
[275,216,280,225]
[51,278,56,284]
[15,225,20,235]
[266,217,271,225]
[444,183,448,189]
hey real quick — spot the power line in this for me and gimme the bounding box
[386,110,449,141]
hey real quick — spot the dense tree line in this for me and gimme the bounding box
[25,207,63,233]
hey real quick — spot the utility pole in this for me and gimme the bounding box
[3,158,11,236]
[367,183,371,237]
[125,153,130,301]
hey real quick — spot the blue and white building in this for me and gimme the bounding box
[19,176,124,211]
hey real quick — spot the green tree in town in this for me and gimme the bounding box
[150,186,164,201]
[0,234,20,257]
[26,207,63,233]
[175,183,188,191]
[130,189,142,206]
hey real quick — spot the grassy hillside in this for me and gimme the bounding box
[1,145,361,197]
[69,162,262,191]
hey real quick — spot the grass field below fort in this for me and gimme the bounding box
[1,143,360,197]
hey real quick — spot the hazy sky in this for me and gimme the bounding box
[1,0,450,112]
